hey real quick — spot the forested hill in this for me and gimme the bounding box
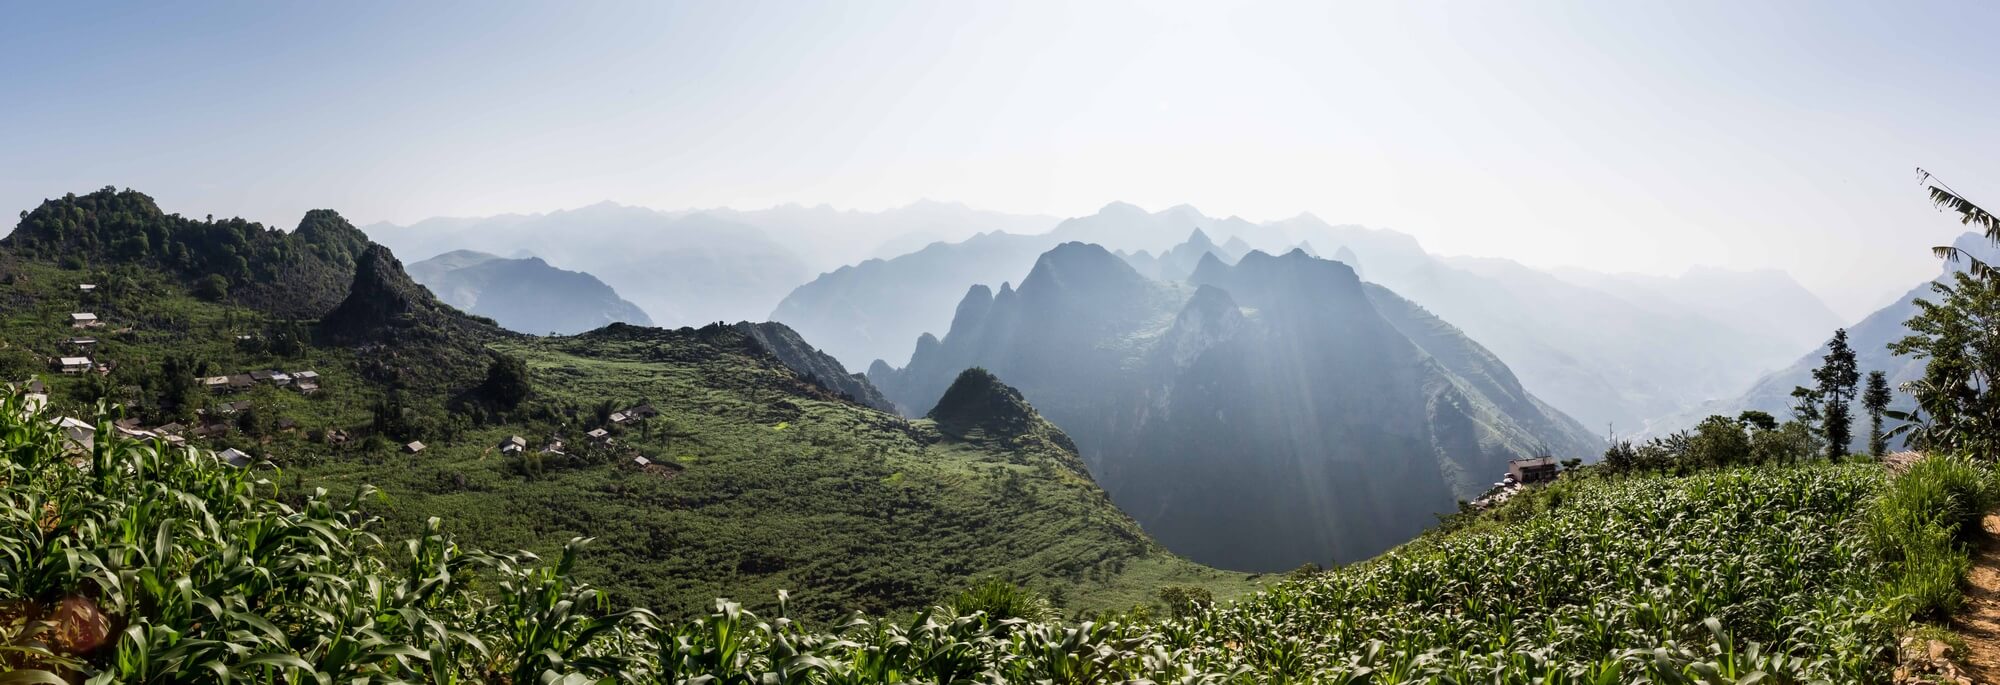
[5,188,371,318]
[0,188,1246,620]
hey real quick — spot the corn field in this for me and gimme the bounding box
[0,389,1944,683]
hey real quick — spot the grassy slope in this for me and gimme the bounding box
[4,397,1968,682]
[1,257,1248,621]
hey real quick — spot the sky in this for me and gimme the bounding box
[3,1,1998,319]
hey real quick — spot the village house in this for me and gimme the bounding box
[404,441,426,454]
[499,435,527,454]
[201,376,230,392]
[586,428,610,442]
[51,416,94,452]
[289,380,319,394]
[154,422,185,436]
[268,372,292,385]
[69,312,99,328]
[633,456,651,467]
[77,283,95,292]
[216,448,253,468]
[227,374,255,390]
[608,412,629,424]
[191,423,229,439]
[64,338,96,349]
[21,393,49,418]
[58,357,93,374]
[249,370,277,383]
[1507,457,1559,485]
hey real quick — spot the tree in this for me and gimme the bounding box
[193,273,229,302]
[1601,440,1639,473]
[1751,420,1820,465]
[1789,385,1822,430]
[153,355,200,423]
[479,354,533,410]
[1811,329,1860,458]
[1889,171,2000,455]
[1737,410,1778,432]
[1687,415,1752,468]
[1863,370,1892,456]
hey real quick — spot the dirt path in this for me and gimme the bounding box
[1954,513,2000,682]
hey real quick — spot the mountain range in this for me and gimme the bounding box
[778,202,1841,437]
[406,250,652,335]
[1648,231,1993,442]
[362,200,1056,329]
[0,188,1240,618]
[869,242,1602,570]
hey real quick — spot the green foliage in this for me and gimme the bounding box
[1864,370,1892,456]
[0,390,1977,683]
[1686,414,1752,468]
[192,273,228,301]
[0,392,1944,680]
[1,188,369,317]
[945,578,1056,625]
[478,353,533,410]
[1813,328,1861,458]
[1601,414,1819,474]
[1890,269,2000,455]
[1859,454,1994,619]
[1156,585,1214,619]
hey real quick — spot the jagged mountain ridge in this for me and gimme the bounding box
[776,203,1829,439]
[407,250,653,335]
[871,242,1601,570]
[731,321,896,413]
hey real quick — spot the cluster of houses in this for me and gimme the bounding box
[200,369,321,394]
[14,380,267,468]
[498,434,564,457]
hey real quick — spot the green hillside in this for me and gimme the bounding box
[0,188,1246,621]
[1,389,1977,682]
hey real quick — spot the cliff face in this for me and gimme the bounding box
[873,244,1601,571]
[733,321,896,413]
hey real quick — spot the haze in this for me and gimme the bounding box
[5,1,1998,318]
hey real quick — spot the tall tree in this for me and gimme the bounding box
[1863,370,1892,456]
[1811,328,1860,458]
[1887,171,2000,455]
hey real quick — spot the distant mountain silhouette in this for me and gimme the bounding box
[1649,231,1995,444]
[365,201,1055,328]
[784,203,1832,437]
[407,250,652,335]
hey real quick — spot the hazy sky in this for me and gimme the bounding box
[4,1,1997,318]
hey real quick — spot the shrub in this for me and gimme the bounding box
[944,578,1054,624]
